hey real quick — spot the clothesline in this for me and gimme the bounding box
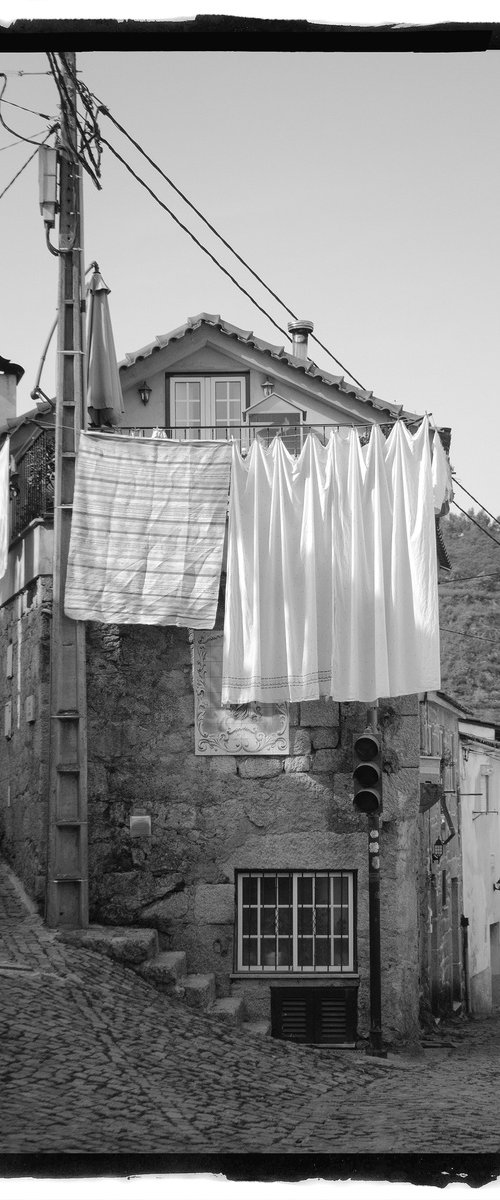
[62,419,448,704]
[10,412,435,443]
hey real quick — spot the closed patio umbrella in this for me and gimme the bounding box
[86,263,125,428]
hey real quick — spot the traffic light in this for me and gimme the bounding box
[353,730,382,814]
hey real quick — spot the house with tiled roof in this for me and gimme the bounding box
[0,318,456,1049]
[117,312,423,439]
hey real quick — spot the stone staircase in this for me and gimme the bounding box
[57,924,269,1037]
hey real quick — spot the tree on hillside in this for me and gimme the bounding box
[438,509,500,721]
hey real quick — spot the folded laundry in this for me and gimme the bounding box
[65,432,231,627]
[221,418,441,704]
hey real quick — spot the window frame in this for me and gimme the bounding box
[235,869,356,976]
[166,372,248,436]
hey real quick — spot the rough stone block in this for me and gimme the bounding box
[207,756,238,777]
[194,883,235,924]
[300,698,338,727]
[311,727,340,750]
[289,727,312,755]
[210,996,245,1025]
[312,749,337,773]
[237,758,283,779]
[57,924,159,964]
[137,950,187,990]
[182,973,216,1010]
[283,755,312,774]
[141,890,190,925]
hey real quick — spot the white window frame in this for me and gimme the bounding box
[236,870,355,975]
[169,375,247,436]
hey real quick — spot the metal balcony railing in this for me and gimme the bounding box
[9,428,55,543]
[118,422,374,451]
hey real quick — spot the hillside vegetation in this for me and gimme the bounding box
[438,508,500,722]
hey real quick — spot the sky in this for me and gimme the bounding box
[1,42,499,521]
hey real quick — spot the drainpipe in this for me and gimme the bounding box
[461,914,470,1015]
[366,702,386,1058]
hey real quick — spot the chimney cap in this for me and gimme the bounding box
[0,355,24,384]
[287,319,314,337]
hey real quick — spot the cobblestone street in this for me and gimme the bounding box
[1,859,500,1171]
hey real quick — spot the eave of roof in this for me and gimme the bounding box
[0,398,54,443]
[0,355,24,384]
[119,312,422,423]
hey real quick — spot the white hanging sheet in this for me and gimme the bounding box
[0,437,9,580]
[65,432,231,627]
[221,418,441,704]
[431,427,454,513]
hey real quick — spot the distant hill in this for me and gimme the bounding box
[438,508,500,722]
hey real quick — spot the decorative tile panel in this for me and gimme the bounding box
[193,630,289,756]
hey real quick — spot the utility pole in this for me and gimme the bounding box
[46,52,88,928]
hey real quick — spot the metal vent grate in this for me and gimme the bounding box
[271,986,357,1046]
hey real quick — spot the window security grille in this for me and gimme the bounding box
[236,870,355,974]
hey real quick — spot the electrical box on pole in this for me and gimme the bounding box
[38,145,58,227]
[45,53,89,929]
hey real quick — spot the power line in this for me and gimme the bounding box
[439,571,500,585]
[100,134,293,345]
[96,102,367,390]
[46,53,101,189]
[0,131,53,202]
[451,501,500,548]
[440,626,499,645]
[0,74,57,148]
[453,478,499,527]
[0,130,47,151]
[0,95,54,119]
[1,71,52,77]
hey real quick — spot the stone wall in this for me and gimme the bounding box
[86,621,421,1043]
[0,575,52,906]
[418,697,464,1018]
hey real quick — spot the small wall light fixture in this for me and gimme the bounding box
[493,879,500,892]
[138,381,152,406]
[432,837,444,864]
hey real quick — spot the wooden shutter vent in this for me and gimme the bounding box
[271,987,357,1046]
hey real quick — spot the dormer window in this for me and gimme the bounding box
[168,374,247,438]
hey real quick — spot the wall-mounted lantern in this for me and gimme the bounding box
[432,837,444,864]
[138,381,152,406]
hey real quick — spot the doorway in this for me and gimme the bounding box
[490,922,500,1008]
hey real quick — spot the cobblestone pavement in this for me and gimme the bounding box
[1,859,500,1160]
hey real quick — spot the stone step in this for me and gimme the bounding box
[209,996,246,1026]
[135,950,187,992]
[57,924,159,965]
[241,1019,271,1038]
[181,972,216,1011]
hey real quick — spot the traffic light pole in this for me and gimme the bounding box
[366,703,386,1058]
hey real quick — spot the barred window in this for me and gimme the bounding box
[236,870,355,974]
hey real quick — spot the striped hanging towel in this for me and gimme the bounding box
[65,432,231,627]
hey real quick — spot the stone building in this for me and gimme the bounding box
[0,318,450,1046]
[459,716,500,1013]
[418,691,467,1019]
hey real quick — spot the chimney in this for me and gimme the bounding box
[0,356,24,424]
[287,319,314,360]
